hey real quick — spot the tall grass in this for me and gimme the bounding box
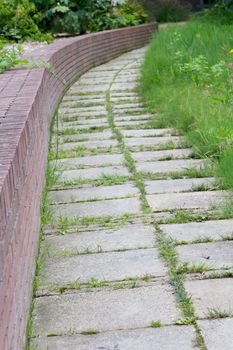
[140,20,233,190]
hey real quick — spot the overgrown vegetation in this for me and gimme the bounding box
[0,0,148,42]
[140,17,233,195]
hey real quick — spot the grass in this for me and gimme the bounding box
[206,308,233,319]
[60,174,130,188]
[105,89,150,213]
[57,213,136,234]
[155,225,208,349]
[150,320,162,328]
[140,19,233,199]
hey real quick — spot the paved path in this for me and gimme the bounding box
[31,48,233,349]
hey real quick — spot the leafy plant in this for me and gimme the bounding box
[0,0,51,41]
[151,0,191,23]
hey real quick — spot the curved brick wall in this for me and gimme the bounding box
[0,23,157,349]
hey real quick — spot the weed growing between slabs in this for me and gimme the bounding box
[140,20,233,207]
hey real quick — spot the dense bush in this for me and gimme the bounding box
[194,2,233,25]
[153,0,191,22]
[115,1,148,27]
[0,0,149,41]
[0,0,51,41]
[33,0,117,34]
[139,0,191,22]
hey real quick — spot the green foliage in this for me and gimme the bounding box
[151,0,191,23]
[194,2,233,25]
[140,20,233,191]
[115,0,148,27]
[0,0,51,41]
[34,0,117,34]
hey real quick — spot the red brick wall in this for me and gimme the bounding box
[0,23,157,350]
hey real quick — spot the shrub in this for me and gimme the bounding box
[115,0,148,27]
[34,0,117,34]
[147,0,191,23]
[193,2,233,25]
[0,0,51,41]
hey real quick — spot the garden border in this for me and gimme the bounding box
[0,23,157,350]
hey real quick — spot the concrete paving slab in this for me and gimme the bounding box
[69,84,109,92]
[184,279,233,318]
[111,82,137,90]
[33,284,181,336]
[32,325,197,350]
[49,183,139,203]
[147,191,224,212]
[198,318,233,350]
[60,110,107,118]
[125,136,180,147]
[59,130,113,141]
[114,114,153,121]
[145,178,215,194]
[122,128,171,137]
[176,241,233,269]
[42,223,156,255]
[59,121,109,130]
[40,248,166,286]
[51,154,124,169]
[115,120,148,127]
[160,219,233,243]
[114,103,144,110]
[60,106,106,113]
[137,159,203,174]
[59,166,129,182]
[132,149,193,162]
[58,139,118,151]
[62,96,106,103]
[52,197,141,218]
[63,118,108,126]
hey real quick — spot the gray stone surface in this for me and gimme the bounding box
[42,223,156,255]
[59,166,129,182]
[114,114,153,122]
[40,248,166,286]
[33,284,181,336]
[160,219,233,242]
[58,139,118,151]
[111,82,137,90]
[132,149,193,162]
[52,154,124,169]
[59,121,109,130]
[147,191,224,212]
[198,318,233,350]
[115,120,147,127]
[59,130,113,141]
[137,159,204,174]
[63,118,108,126]
[32,325,197,350]
[49,183,139,203]
[52,197,141,218]
[125,136,180,147]
[60,106,106,114]
[145,178,215,194]
[114,103,144,110]
[122,128,171,137]
[184,278,233,318]
[176,241,233,269]
[69,84,109,92]
[61,111,107,119]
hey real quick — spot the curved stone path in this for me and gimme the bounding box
[31,48,233,349]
